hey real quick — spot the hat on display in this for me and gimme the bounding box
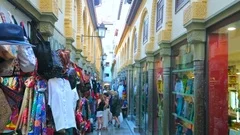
[0,23,33,46]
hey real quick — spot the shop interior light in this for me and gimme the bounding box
[228,27,236,31]
[236,72,240,75]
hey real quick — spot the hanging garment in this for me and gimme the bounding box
[48,78,78,131]
[28,80,47,135]
[16,77,35,135]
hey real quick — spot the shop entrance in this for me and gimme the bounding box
[208,18,240,135]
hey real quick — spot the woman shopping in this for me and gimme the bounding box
[102,91,110,130]
[96,94,105,130]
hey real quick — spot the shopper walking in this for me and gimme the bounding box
[111,91,121,128]
[102,90,110,130]
[96,94,105,130]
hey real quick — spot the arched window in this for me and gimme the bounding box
[156,0,164,31]
[134,33,137,53]
[143,16,149,45]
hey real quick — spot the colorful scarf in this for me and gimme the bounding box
[28,80,47,135]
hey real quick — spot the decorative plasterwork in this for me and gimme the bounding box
[157,0,172,44]
[158,30,172,43]
[64,18,74,40]
[64,0,74,39]
[183,1,207,25]
[39,21,55,38]
[134,7,148,61]
[76,0,82,50]
[144,0,157,54]
[187,30,206,44]
[134,52,141,61]
[145,42,155,54]
[159,43,171,57]
[39,0,58,17]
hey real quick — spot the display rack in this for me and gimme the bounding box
[172,68,194,134]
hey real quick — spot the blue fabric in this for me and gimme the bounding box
[176,97,184,116]
[186,79,193,94]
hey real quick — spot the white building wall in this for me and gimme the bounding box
[207,0,236,18]
[171,1,189,40]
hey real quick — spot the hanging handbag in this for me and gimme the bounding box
[33,29,53,76]
[17,22,36,73]
[42,50,63,79]
[29,21,63,79]
[0,88,12,132]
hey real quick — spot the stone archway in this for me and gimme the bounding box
[130,27,136,62]
[145,0,157,53]
[127,38,130,64]
[134,7,148,60]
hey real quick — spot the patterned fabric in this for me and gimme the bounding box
[16,77,35,135]
[28,80,47,135]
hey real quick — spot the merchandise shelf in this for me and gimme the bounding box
[172,91,194,97]
[172,68,194,73]
[172,113,194,125]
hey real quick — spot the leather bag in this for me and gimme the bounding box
[33,27,63,79]
[42,50,63,79]
[33,30,53,76]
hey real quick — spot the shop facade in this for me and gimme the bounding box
[168,3,240,135]
[207,11,240,135]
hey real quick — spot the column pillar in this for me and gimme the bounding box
[134,61,141,132]
[146,53,155,135]
[128,65,134,117]
[187,29,206,135]
[159,42,171,135]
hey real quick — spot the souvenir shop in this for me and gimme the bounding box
[170,40,194,135]
[0,11,98,135]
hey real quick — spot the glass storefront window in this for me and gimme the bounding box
[132,68,137,123]
[154,55,163,135]
[208,19,240,135]
[141,62,148,134]
[171,44,194,134]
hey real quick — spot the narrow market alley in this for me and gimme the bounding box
[1,0,240,135]
[88,120,137,135]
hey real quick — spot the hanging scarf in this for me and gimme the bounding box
[14,77,34,135]
[28,80,47,135]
